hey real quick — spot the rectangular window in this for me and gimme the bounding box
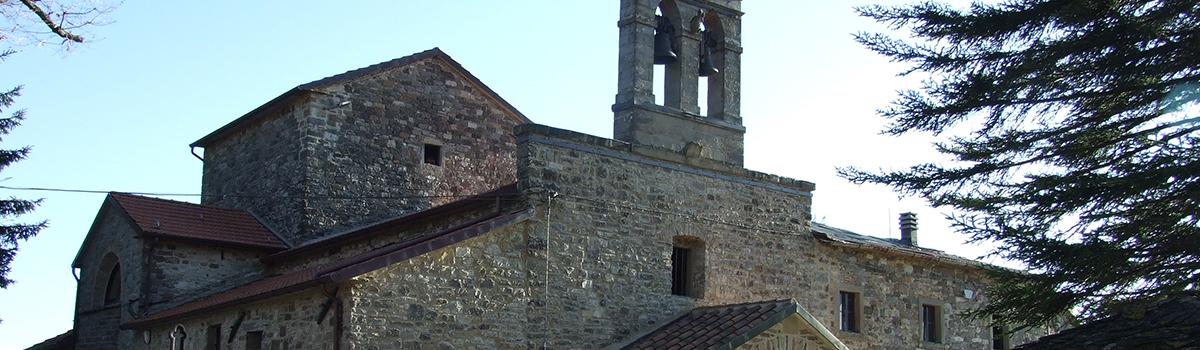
[245,331,263,350]
[671,247,689,296]
[839,291,860,332]
[206,324,221,350]
[992,317,1009,350]
[922,304,942,343]
[423,144,443,166]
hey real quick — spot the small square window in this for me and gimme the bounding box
[839,291,861,333]
[922,304,943,343]
[423,144,443,166]
[245,331,263,350]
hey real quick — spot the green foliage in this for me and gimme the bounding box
[844,0,1200,330]
[0,49,46,289]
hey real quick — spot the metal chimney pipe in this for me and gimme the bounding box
[899,212,918,246]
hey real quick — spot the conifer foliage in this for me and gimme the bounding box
[844,0,1200,330]
[0,0,110,288]
[0,49,46,288]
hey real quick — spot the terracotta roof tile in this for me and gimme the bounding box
[624,299,798,350]
[110,193,288,250]
[123,209,530,329]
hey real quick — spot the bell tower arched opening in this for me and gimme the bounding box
[614,0,746,166]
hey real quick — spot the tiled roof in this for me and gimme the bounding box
[24,329,74,350]
[264,183,520,263]
[1015,295,1200,350]
[623,299,848,350]
[123,208,530,329]
[191,48,529,147]
[811,222,979,266]
[109,193,288,250]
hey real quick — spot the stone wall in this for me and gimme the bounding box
[201,95,309,244]
[200,56,523,245]
[818,244,1042,349]
[514,124,1038,349]
[139,288,337,350]
[737,316,827,350]
[73,204,146,350]
[298,58,521,242]
[345,222,532,347]
[517,125,814,348]
[146,241,267,313]
[344,222,530,350]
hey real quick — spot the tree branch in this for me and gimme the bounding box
[17,0,84,43]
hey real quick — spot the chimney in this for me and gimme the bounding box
[899,212,918,246]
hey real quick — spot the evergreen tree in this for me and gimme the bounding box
[0,0,111,288]
[843,0,1200,330]
[0,53,46,287]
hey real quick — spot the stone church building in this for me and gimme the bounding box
[44,0,1050,349]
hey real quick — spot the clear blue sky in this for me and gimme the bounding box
[1,1,987,347]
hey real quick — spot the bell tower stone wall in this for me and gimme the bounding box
[614,0,745,167]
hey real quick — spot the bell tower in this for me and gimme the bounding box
[613,0,744,166]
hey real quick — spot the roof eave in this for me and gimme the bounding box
[121,274,332,330]
[190,88,316,148]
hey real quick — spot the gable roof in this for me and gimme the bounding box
[123,208,530,329]
[621,299,847,350]
[1015,294,1200,350]
[110,193,288,250]
[191,47,530,148]
[73,194,287,267]
[811,222,979,267]
[24,329,74,350]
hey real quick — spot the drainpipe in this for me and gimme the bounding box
[335,294,344,350]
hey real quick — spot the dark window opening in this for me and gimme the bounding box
[206,324,221,350]
[671,246,689,296]
[839,291,860,332]
[103,265,121,305]
[922,304,942,343]
[245,331,263,350]
[670,236,705,298]
[992,317,1009,350]
[423,144,443,166]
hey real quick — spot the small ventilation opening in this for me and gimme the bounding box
[423,144,443,166]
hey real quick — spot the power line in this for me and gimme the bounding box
[0,185,518,200]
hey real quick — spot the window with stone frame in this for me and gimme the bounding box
[839,291,862,333]
[670,236,705,298]
[103,264,121,306]
[992,316,1010,350]
[244,331,263,350]
[921,304,943,343]
[206,324,221,350]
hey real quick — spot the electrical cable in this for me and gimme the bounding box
[0,185,522,200]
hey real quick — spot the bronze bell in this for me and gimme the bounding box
[698,31,719,76]
[654,16,678,65]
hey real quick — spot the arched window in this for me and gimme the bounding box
[103,264,121,305]
[653,0,682,107]
[698,11,725,118]
[170,324,188,350]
